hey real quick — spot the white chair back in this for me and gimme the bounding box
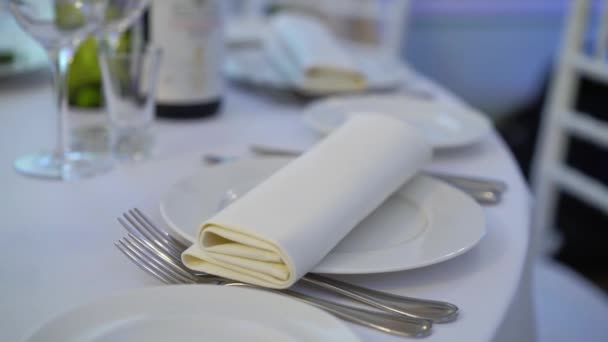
[531,0,608,256]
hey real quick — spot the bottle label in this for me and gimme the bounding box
[152,0,223,103]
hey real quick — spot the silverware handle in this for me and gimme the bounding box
[205,149,499,205]
[250,144,302,157]
[428,172,507,193]
[303,274,459,323]
[227,283,432,338]
[249,144,507,194]
[284,289,433,338]
[465,189,501,205]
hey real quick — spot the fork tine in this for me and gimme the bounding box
[117,209,207,282]
[122,235,198,284]
[115,239,177,284]
[123,209,225,281]
[117,236,194,285]
[125,228,182,268]
[126,209,184,255]
[117,237,186,284]
[133,208,190,250]
[118,214,183,262]
[118,217,177,259]
[126,234,199,282]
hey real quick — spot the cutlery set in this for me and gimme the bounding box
[117,145,506,337]
[114,138,508,337]
[116,208,457,338]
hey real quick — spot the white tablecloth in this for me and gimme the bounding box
[0,69,534,341]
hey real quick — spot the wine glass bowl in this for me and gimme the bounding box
[101,0,149,36]
[9,0,98,51]
[9,0,150,180]
[9,0,114,180]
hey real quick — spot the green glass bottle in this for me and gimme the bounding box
[68,37,103,107]
[55,2,132,108]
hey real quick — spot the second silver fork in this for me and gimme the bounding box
[118,208,459,323]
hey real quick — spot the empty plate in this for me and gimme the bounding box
[302,94,492,149]
[27,285,361,342]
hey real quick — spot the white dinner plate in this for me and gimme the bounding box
[27,285,361,342]
[159,158,486,274]
[302,94,493,149]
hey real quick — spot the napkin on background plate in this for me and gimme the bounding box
[264,13,367,94]
[182,114,431,289]
[225,17,268,48]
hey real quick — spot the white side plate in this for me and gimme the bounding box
[27,285,361,342]
[160,158,486,274]
[302,94,492,149]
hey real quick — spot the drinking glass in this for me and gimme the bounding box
[68,0,150,156]
[8,0,111,180]
[9,0,149,180]
[99,44,161,161]
[93,0,148,42]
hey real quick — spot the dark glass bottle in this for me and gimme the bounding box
[149,0,223,119]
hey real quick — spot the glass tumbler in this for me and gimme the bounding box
[99,44,162,162]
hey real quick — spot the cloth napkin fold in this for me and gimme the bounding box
[182,114,431,289]
[264,13,367,94]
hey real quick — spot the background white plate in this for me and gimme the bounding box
[27,285,361,342]
[159,158,486,274]
[302,94,492,149]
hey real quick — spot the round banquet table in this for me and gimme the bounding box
[0,69,534,342]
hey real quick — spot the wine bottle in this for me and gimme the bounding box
[149,0,223,119]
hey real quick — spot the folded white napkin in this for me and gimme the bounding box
[264,13,367,94]
[182,114,431,289]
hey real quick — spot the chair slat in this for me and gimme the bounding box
[572,54,608,83]
[563,111,608,148]
[552,166,608,214]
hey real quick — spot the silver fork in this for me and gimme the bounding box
[117,208,459,323]
[116,230,432,338]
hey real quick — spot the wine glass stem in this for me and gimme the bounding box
[47,47,75,163]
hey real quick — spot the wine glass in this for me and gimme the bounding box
[103,0,148,33]
[9,0,112,180]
